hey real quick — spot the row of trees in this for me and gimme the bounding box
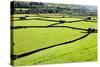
[11,1,97,16]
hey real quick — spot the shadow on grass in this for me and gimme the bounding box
[12,32,90,60]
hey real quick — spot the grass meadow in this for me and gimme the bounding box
[11,14,97,66]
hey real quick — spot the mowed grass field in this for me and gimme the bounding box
[11,14,97,66]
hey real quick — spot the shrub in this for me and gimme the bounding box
[19,16,26,20]
[59,20,65,23]
[85,17,91,21]
[25,15,29,17]
[87,28,96,33]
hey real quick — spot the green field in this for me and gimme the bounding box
[11,14,97,66]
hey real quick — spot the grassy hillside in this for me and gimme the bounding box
[11,14,97,66]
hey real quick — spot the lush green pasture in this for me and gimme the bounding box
[12,14,97,66]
